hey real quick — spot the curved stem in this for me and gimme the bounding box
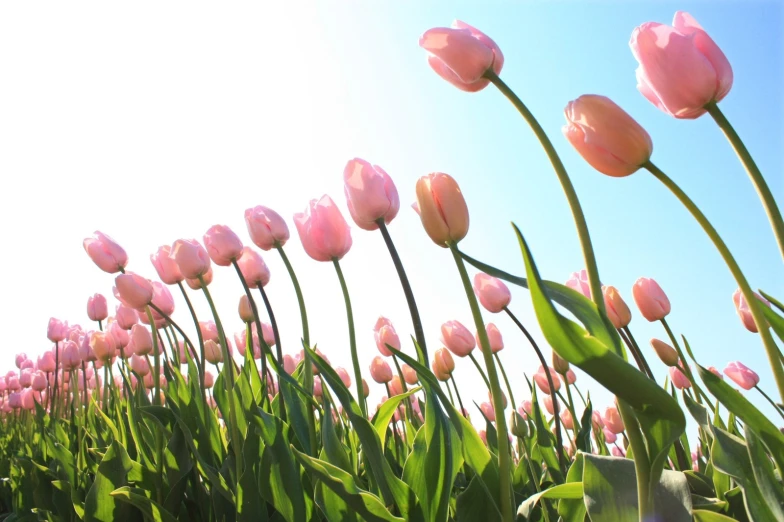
[144,308,162,406]
[377,221,428,364]
[485,70,605,318]
[755,385,784,421]
[177,282,206,396]
[468,353,491,390]
[257,285,284,418]
[494,353,517,411]
[647,161,784,403]
[449,374,466,415]
[230,260,266,382]
[622,326,655,380]
[332,258,366,417]
[705,102,784,263]
[449,243,513,522]
[619,328,654,380]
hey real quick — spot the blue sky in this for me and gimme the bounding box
[0,1,781,426]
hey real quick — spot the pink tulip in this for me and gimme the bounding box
[479,323,504,353]
[108,321,130,349]
[199,321,219,342]
[478,429,487,445]
[130,353,150,376]
[31,371,47,392]
[724,361,759,390]
[519,400,532,418]
[441,320,476,357]
[560,409,574,430]
[369,356,393,384]
[670,366,691,389]
[651,338,679,367]
[20,359,34,371]
[149,282,174,318]
[473,273,511,313]
[14,353,27,369]
[294,195,352,261]
[129,324,153,356]
[204,371,215,389]
[87,293,108,322]
[114,272,154,310]
[603,429,617,444]
[562,369,577,385]
[7,375,20,391]
[90,331,116,362]
[47,318,68,342]
[38,351,56,373]
[236,247,270,288]
[604,406,624,434]
[543,395,557,415]
[630,12,732,119]
[186,266,212,289]
[602,286,632,329]
[83,231,128,273]
[282,354,296,375]
[707,366,723,379]
[115,304,139,330]
[401,364,418,385]
[566,269,591,299]
[533,365,561,395]
[374,317,401,357]
[592,410,605,430]
[480,401,496,422]
[732,289,770,333]
[245,205,290,251]
[343,158,400,231]
[61,341,82,370]
[78,332,97,362]
[313,376,323,398]
[150,245,184,285]
[238,295,255,324]
[171,239,211,280]
[388,375,404,396]
[204,340,223,364]
[415,173,469,247]
[563,95,653,177]
[204,225,244,267]
[21,389,35,410]
[336,367,352,388]
[19,369,32,389]
[612,446,626,457]
[8,392,22,409]
[419,20,503,92]
[632,277,671,322]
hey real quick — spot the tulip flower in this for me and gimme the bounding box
[204,340,223,364]
[294,195,352,261]
[603,406,624,434]
[432,348,455,382]
[38,352,56,373]
[563,369,577,385]
[129,324,153,356]
[171,239,211,280]
[707,366,723,379]
[440,320,476,357]
[130,354,151,376]
[543,395,557,415]
[374,317,401,357]
[560,409,574,430]
[343,158,400,230]
[533,365,561,394]
[150,245,184,285]
[612,446,626,457]
[565,269,591,298]
[415,173,469,247]
[480,401,496,422]
[603,429,617,444]
[552,353,570,375]
[602,286,632,329]
[419,20,503,92]
[370,356,393,384]
[83,231,128,273]
[632,277,671,321]
[592,410,605,431]
[479,323,504,353]
[401,364,418,385]
[87,293,108,322]
[114,272,154,310]
[115,304,139,330]
[61,341,82,370]
[78,333,97,362]
[204,371,215,389]
[630,12,732,119]
[650,338,679,367]
[236,247,270,288]
[89,331,116,362]
[14,354,27,369]
[108,321,129,349]
[724,361,759,390]
[388,375,404,396]
[203,225,244,267]
[199,321,219,342]
[473,273,511,313]
[47,318,67,342]
[563,96,653,177]
[732,289,770,333]
[238,295,255,324]
[186,266,212,289]
[670,366,691,389]
[31,371,47,392]
[245,205,290,251]
[336,367,352,388]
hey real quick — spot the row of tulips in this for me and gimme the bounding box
[2,9,784,522]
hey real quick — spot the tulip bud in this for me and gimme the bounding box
[373,317,400,357]
[473,273,511,313]
[632,277,671,322]
[415,173,469,247]
[343,158,400,231]
[732,289,770,333]
[293,195,352,262]
[723,361,759,390]
[441,320,476,357]
[401,364,418,385]
[114,272,154,310]
[238,296,255,323]
[245,205,290,251]
[602,285,632,329]
[670,365,691,389]
[650,338,679,367]
[87,293,109,322]
[83,231,128,274]
[552,353,570,375]
[510,411,528,438]
[203,225,244,267]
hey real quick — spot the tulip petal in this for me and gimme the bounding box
[420,27,494,84]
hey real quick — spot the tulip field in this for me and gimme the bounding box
[3,9,784,522]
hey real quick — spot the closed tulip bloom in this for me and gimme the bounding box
[473,273,511,313]
[171,239,211,280]
[115,305,138,330]
[563,96,653,177]
[281,354,296,375]
[374,317,401,357]
[21,389,35,410]
[343,158,400,230]
[129,324,153,356]
[650,338,679,367]
[235,329,260,359]
[87,293,108,322]
[632,277,671,322]
[566,269,591,298]
[7,375,20,391]
[78,333,97,362]
[236,247,270,288]
[519,400,532,418]
[419,20,503,92]
[20,359,34,371]
[204,340,223,364]
[724,361,759,390]
[83,231,128,273]
[592,410,605,431]
[19,369,32,389]
[108,321,129,349]
[204,225,244,267]
[204,370,215,389]
[630,12,732,119]
[238,295,255,323]
[563,369,577,385]
[560,409,574,430]
[313,376,323,398]
[31,371,47,392]
[47,318,68,342]
[245,205,290,250]
[732,289,770,333]
[90,331,116,362]
[336,367,352,388]
[479,323,504,353]
[130,354,150,376]
[151,245,184,285]
[612,446,626,458]
[388,375,404,396]
[707,366,723,379]
[362,379,370,398]
[433,347,456,380]
[480,401,496,422]
[369,356,393,383]
[199,321,219,342]
[543,395,557,415]
[534,365,561,395]
[38,352,56,373]
[415,173,469,247]
[14,353,27,369]
[294,195,353,261]
[440,320,476,357]
[401,364,418,385]
[603,406,624,434]
[603,428,617,444]
[602,286,632,328]
[552,353,570,375]
[62,341,82,370]
[670,366,691,389]
[114,272,154,310]
[186,266,212,289]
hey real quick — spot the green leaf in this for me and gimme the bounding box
[693,510,742,522]
[582,454,692,522]
[292,448,404,522]
[321,398,353,475]
[757,290,784,345]
[517,482,583,519]
[575,401,593,453]
[372,387,420,448]
[237,428,268,522]
[84,441,137,522]
[683,392,711,433]
[110,487,178,522]
[744,425,784,519]
[558,452,587,522]
[455,476,501,522]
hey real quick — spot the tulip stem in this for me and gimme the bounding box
[449,242,513,522]
[485,71,605,319]
[755,385,784,421]
[52,341,60,421]
[332,258,366,417]
[618,400,654,521]
[705,102,784,263]
[622,327,655,381]
[230,261,268,393]
[449,374,466,415]
[647,161,784,403]
[176,282,206,398]
[494,353,517,414]
[468,353,491,390]
[377,221,429,365]
[618,328,654,380]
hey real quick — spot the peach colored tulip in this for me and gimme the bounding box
[204,340,223,364]
[415,173,469,247]
[473,273,511,313]
[563,95,653,177]
[238,295,255,323]
[432,347,456,382]
[362,379,370,398]
[83,231,128,274]
[732,289,770,333]
[204,225,244,267]
[707,366,723,379]
[87,293,108,322]
[724,361,759,390]
[204,371,215,389]
[401,364,418,385]
[602,286,632,328]
[560,409,574,430]
[186,266,212,289]
[343,158,400,230]
[336,367,352,388]
[632,277,671,322]
[370,356,393,384]
[630,12,732,119]
[650,338,679,367]
[543,395,557,415]
[374,317,401,357]
[441,320,476,357]
[171,239,211,280]
[479,323,504,353]
[565,269,591,298]
[419,20,503,92]
[388,375,404,396]
[480,401,496,422]
[534,365,561,395]
[90,331,116,362]
[670,365,691,389]
[245,205,290,251]
[294,195,352,261]
[603,406,624,434]
[114,272,154,310]
[115,304,138,330]
[47,318,67,342]
[150,245,184,285]
[236,247,270,288]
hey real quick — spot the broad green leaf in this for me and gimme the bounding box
[517,482,583,519]
[237,428,268,522]
[110,487,178,522]
[455,476,501,522]
[683,470,715,498]
[758,290,784,345]
[683,392,711,433]
[575,401,593,453]
[691,495,728,513]
[744,425,784,519]
[84,441,137,522]
[321,398,353,475]
[558,452,587,522]
[693,510,742,522]
[372,387,420,448]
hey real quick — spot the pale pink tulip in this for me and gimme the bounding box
[245,205,290,251]
[732,289,770,333]
[83,231,128,273]
[432,348,455,382]
[480,401,496,422]
[566,269,591,298]
[130,353,151,376]
[480,323,504,353]
[115,304,139,330]
[19,369,32,389]
[236,247,270,288]
[114,272,154,310]
[604,406,624,434]
[603,429,617,444]
[534,365,561,395]
[61,341,82,370]
[87,293,108,322]
[543,395,557,415]
[562,369,577,385]
[204,225,244,267]
[151,245,184,284]
[724,361,759,390]
[204,340,223,364]
[632,277,671,322]
[670,366,691,389]
[108,321,130,349]
[200,321,220,342]
[560,409,574,430]
[415,173,469,246]
[343,158,400,231]
[441,320,476,357]
[336,367,352,388]
[519,400,532,418]
[388,375,404,396]
[612,446,626,457]
[370,356,393,384]
[14,354,27,369]
[238,296,255,323]
[171,239,211,280]
[374,317,401,356]
[294,195,352,261]
[473,273,511,313]
[651,338,679,367]
[707,366,723,379]
[47,318,68,342]
[186,266,212,289]
[38,352,56,373]
[31,371,47,392]
[282,354,296,375]
[129,324,153,356]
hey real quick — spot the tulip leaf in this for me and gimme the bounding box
[756,292,784,346]
[743,424,784,518]
[372,387,420,448]
[110,487,178,522]
[321,397,353,475]
[517,482,583,520]
[83,441,137,522]
[693,511,739,522]
[558,453,587,522]
[575,401,593,453]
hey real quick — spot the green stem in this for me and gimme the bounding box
[486,70,605,318]
[449,374,466,415]
[755,385,784,421]
[619,328,654,380]
[494,353,517,415]
[617,400,653,521]
[468,353,491,390]
[622,327,655,380]
[705,102,784,263]
[177,281,206,398]
[564,382,581,437]
[449,243,513,522]
[52,341,59,421]
[230,260,267,393]
[144,308,162,406]
[332,258,366,417]
[659,318,709,405]
[647,161,784,403]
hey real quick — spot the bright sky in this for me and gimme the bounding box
[1,2,782,426]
